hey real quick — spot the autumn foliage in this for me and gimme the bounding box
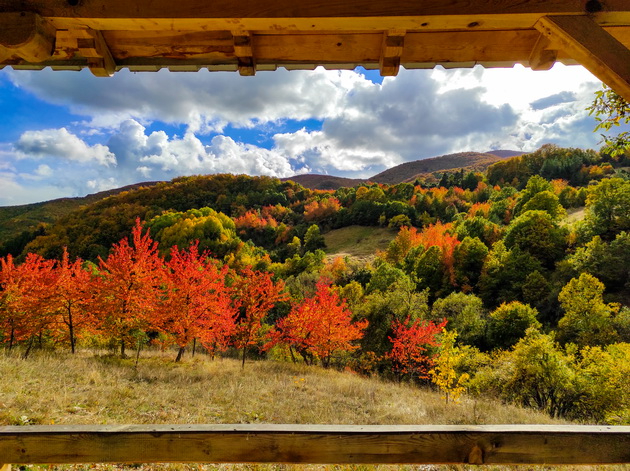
[387,318,447,380]
[269,281,367,367]
[160,244,236,361]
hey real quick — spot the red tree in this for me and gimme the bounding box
[269,281,368,367]
[387,318,447,380]
[232,267,288,367]
[160,244,236,361]
[0,253,55,355]
[95,219,165,357]
[50,248,95,353]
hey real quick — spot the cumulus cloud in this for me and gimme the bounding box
[7,68,366,131]
[102,119,307,179]
[15,128,116,166]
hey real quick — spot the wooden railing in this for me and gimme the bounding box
[1,424,630,468]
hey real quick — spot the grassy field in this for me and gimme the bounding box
[324,226,397,262]
[0,351,626,471]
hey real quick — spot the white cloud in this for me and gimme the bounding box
[7,68,366,131]
[15,128,116,166]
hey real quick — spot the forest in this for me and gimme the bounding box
[1,143,630,425]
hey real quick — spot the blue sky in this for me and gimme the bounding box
[0,63,608,206]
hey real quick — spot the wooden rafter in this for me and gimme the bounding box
[1,0,630,101]
[535,15,630,102]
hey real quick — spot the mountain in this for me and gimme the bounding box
[369,151,513,184]
[282,174,367,190]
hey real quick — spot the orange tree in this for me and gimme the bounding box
[160,243,236,361]
[232,266,288,367]
[50,248,95,353]
[94,219,166,357]
[387,317,447,381]
[0,253,56,355]
[268,281,368,367]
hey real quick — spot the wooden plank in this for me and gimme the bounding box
[0,464,11,471]
[0,12,55,62]
[1,424,630,466]
[8,0,630,20]
[535,15,630,102]
[2,0,628,32]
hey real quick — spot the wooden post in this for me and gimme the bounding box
[0,464,12,471]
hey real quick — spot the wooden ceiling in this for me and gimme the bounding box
[2,1,630,100]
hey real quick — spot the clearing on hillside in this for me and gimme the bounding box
[323,226,397,262]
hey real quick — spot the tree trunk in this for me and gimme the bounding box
[120,339,126,358]
[176,346,185,362]
[22,338,34,360]
[68,306,75,354]
[241,346,246,369]
[192,338,196,357]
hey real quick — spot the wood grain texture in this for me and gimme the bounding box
[0,425,629,466]
[536,15,630,102]
[0,12,54,62]
[5,0,629,19]
[528,34,557,70]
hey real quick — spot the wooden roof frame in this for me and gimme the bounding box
[2,1,630,101]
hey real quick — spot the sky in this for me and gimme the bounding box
[0,63,608,206]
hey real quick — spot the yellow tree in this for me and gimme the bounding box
[430,330,469,404]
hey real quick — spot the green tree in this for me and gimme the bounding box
[471,329,577,418]
[583,178,630,239]
[503,210,567,268]
[487,301,541,350]
[522,190,565,221]
[431,292,487,348]
[303,224,326,252]
[452,236,488,290]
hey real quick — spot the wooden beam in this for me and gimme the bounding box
[0,464,11,471]
[76,29,116,77]
[535,15,630,102]
[379,30,405,76]
[232,31,255,76]
[1,424,630,465]
[4,0,630,32]
[528,34,558,70]
[0,12,54,62]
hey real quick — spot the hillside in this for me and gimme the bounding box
[0,352,562,427]
[370,152,511,184]
[282,174,367,190]
[0,182,161,245]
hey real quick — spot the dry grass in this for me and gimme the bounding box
[0,351,559,426]
[0,351,626,471]
[324,226,396,263]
